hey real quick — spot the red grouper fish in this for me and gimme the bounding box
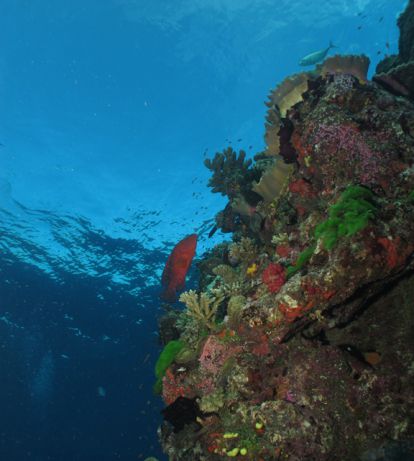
[161,234,198,302]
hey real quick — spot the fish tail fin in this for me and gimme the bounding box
[160,286,177,303]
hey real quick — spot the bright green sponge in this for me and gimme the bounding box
[153,339,185,394]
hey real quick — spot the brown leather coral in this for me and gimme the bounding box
[317,54,370,82]
[264,73,311,157]
[252,156,293,203]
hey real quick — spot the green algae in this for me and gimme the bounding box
[286,244,316,278]
[286,186,377,277]
[315,185,378,250]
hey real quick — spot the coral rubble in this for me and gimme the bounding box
[156,3,414,460]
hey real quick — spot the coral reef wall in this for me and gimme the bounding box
[375,0,414,99]
[156,3,414,460]
[398,0,414,63]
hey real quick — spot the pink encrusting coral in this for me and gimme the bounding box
[199,335,241,375]
[312,123,389,187]
[162,368,194,405]
[377,236,400,269]
[262,262,286,293]
[377,236,414,270]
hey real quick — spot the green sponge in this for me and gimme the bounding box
[153,340,185,394]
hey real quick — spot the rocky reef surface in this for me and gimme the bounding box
[156,3,414,460]
[375,0,414,100]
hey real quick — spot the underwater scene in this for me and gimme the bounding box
[1,1,414,460]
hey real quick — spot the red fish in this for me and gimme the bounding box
[161,234,197,302]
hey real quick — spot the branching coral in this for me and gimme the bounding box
[209,265,244,300]
[204,147,259,199]
[212,264,239,285]
[228,237,257,266]
[179,290,224,331]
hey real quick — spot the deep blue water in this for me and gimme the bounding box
[0,216,168,460]
[0,0,408,459]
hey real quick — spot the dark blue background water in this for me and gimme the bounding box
[0,224,168,460]
[0,0,407,459]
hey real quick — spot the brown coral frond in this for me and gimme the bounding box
[231,194,254,217]
[253,156,294,203]
[318,54,370,82]
[266,72,311,118]
[264,108,281,156]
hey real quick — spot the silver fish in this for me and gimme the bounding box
[299,41,336,66]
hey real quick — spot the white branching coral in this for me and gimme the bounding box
[179,290,224,331]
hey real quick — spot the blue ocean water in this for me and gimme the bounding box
[0,1,407,459]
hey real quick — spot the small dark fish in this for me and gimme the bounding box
[237,138,242,142]
[162,396,217,433]
[208,225,218,238]
[357,25,362,30]
[377,50,382,55]
[162,397,203,433]
[379,16,383,22]
[385,42,390,49]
